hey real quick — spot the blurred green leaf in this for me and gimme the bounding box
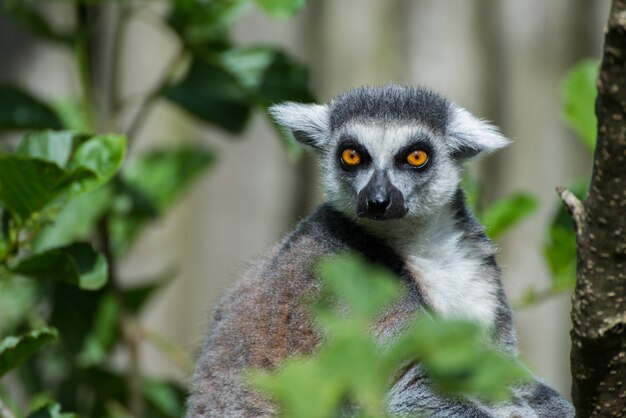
[51,100,90,132]
[317,254,401,319]
[254,0,306,17]
[249,358,344,418]
[482,193,538,239]
[77,294,120,367]
[143,379,187,418]
[0,85,62,130]
[11,242,108,290]
[16,131,74,167]
[220,47,313,156]
[2,0,72,44]
[0,155,94,220]
[252,255,530,416]
[220,47,314,104]
[27,402,78,418]
[393,316,530,401]
[544,180,588,290]
[168,0,250,45]
[33,186,113,252]
[165,57,252,133]
[49,285,104,355]
[67,134,126,194]
[0,277,36,335]
[121,147,215,212]
[561,59,598,151]
[0,327,58,377]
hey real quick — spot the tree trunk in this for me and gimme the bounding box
[560,0,626,416]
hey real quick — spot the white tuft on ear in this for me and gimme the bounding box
[447,106,511,159]
[269,102,330,150]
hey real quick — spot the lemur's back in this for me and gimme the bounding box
[186,204,424,417]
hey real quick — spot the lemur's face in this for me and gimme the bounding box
[270,85,509,221]
[321,122,460,220]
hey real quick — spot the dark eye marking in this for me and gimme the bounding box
[394,140,434,171]
[336,135,371,172]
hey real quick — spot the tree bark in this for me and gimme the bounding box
[561,1,626,416]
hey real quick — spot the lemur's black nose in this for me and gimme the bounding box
[367,195,390,215]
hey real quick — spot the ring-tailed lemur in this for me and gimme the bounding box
[187,85,574,418]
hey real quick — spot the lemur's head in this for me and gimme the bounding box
[271,85,509,221]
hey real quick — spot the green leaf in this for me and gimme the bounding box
[78,293,120,367]
[250,254,531,416]
[544,179,588,290]
[254,0,306,17]
[248,358,344,418]
[168,0,250,45]
[165,57,252,133]
[482,193,538,239]
[68,134,127,194]
[121,147,215,212]
[0,327,58,376]
[33,186,113,252]
[11,242,108,290]
[221,47,314,104]
[2,0,72,44]
[16,130,75,167]
[220,47,312,156]
[0,277,36,335]
[394,316,530,401]
[0,85,62,130]
[561,59,599,151]
[317,254,401,319]
[51,99,90,132]
[26,402,78,418]
[0,155,94,220]
[0,132,124,220]
[143,379,186,418]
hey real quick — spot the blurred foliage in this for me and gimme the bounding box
[560,59,598,152]
[0,0,311,416]
[249,255,531,418]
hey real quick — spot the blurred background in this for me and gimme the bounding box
[0,0,612,411]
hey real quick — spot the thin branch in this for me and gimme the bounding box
[556,186,585,239]
[75,3,96,132]
[97,217,144,417]
[109,2,131,132]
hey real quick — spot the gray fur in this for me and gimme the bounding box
[187,84,573,418]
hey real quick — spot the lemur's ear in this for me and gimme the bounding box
[447,106,511,159]
[269,102,330,151]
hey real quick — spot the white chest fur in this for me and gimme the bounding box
[396,222,499,327]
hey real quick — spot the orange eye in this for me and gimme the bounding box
[406,150,428,168]
[341,149,361,166]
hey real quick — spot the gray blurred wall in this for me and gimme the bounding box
[1,0,613,398]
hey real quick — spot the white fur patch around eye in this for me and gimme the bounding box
[343,123,440,168]
[447,106,511,156]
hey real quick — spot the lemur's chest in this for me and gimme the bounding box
[400,241,499,327]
